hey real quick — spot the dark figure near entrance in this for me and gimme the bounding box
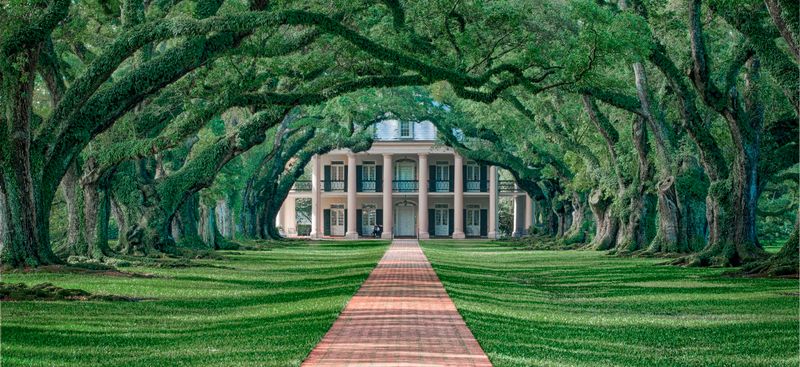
[373,225,383,238]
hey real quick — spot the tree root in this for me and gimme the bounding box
[0,282,153,302]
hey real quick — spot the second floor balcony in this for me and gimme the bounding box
[393,180,418,193]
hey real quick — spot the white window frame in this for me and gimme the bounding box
[435,161,450,192]
[465,204,481,236]
[399,121,413,138]
[362,162,376,181]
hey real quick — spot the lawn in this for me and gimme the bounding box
[1,240,388,367]
[421,239,799,367]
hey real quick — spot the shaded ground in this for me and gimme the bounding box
[1,240,388,367]
[421,239,799,367]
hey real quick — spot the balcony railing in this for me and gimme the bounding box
[360,180,377,192]
[499,180,520,193]
[465,180,485,192]
[430,180,451,192]
[393,180,418,192]
[292,180,312,192]
[326,179,346,192]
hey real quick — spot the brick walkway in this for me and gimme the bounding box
[302,239,492,367]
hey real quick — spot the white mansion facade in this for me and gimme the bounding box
[277,120,536,239]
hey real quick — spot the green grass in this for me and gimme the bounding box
[1,240,388,367]
[421,239,799,367]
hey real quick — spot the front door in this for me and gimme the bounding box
[331,206,345,236]
[394,204,416,237]
[465,205,481,236]
[434,204,449,236]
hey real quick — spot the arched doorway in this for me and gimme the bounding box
[394,200,417,237]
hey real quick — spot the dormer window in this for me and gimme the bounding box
[399,121,413,139]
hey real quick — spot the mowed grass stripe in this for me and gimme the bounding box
[1,240,389,367]
[421,239,799,367]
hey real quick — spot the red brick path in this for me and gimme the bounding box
[301,239,492,367]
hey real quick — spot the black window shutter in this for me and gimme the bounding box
[376,165,383,192]
[448,166,455,192]
[324,166,331,192]
[448,209,454,236]
[463,209,467,234]
[344,168,348,192]
[357,209,363,235]
[356,165,363,192]
[376,209,383,225]
[463,165,468,191]
[428,209,435,234]
[429,166,436,192]
[480,209,488,237]
[323,209,331,236]
[480,165,488,192]
[344,209,347,233]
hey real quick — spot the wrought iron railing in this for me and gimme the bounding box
[360,180,377,192]
[431,180,450,192]
[326,179,346,192]
[392,180,418,192]
[499,180,520,192]
[292,180,312,191]
[465,180,485,192]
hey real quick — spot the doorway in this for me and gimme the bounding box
[394,201,416,237]
[331,205,345,236]
[466,204,481,236]
[434,204,449,236]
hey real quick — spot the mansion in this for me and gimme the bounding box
[277,120,536,239]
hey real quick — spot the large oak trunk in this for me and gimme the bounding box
[742,216,798,277]
[588,189,619,250]
[562,193,588,244]
[647,176,690,253]
[1,48,59,267]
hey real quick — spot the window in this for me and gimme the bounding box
[435,161,450,192]
[362,162,376,180]
[331,161,345,180]
[330,161,345,191]
[399,121,413,138]
[361,161,376,192]
[466,161,480,181]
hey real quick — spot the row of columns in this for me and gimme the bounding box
[305,151,500,239]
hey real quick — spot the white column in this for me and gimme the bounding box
[285,196,296,236]
[512,194,523,238]
[381,153,393,239]
[346,152,358,239]
[310,155,322,239]
[418,153,429,239]
[525,194,534,235]
[452,153,465,239]
[276,201,285,236]
[488,166,498,239]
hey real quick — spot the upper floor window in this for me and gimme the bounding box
[362,161,376,181]
[466,161,480,181]
[399,121,413,138]
[331,161,345,181]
